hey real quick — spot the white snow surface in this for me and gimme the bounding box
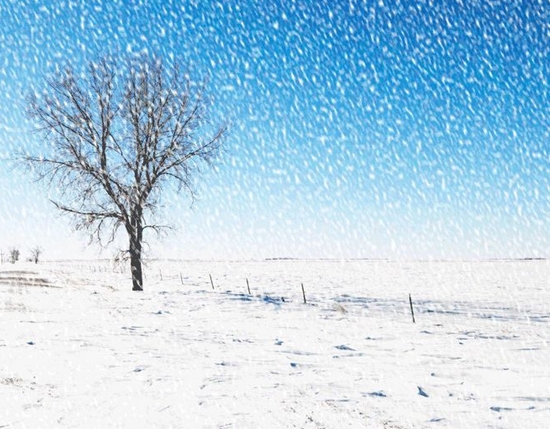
[1,259,549,428]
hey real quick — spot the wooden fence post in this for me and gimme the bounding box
[409,293,416,323]
[209,274,215,290]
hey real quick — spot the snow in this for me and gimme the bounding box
[1,259,550,428]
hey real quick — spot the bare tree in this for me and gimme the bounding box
[9,248,20,264]
[30,246,42,264]
[24,55,226,290]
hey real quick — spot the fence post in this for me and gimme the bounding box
[209,274,215,290]
[409,293,416,323]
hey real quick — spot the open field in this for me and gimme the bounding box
[1,259,550,428]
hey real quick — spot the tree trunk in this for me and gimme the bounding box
[130,241,143,291]
[129,213,144,291]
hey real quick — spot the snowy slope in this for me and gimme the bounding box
[1,259,549,428]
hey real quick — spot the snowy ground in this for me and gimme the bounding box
[1,259,550,428]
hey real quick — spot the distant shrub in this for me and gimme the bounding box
[9,248,20,264]
[112,250,129,273]
[30,247,42,264]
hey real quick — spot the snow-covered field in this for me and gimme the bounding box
[1,259,549,428]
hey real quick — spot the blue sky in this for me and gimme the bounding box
[1,0,550,260]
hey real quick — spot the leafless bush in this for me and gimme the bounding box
[30,247,42,264]
[9,248,20,264]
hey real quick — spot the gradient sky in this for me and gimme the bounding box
[1,0,550,260]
